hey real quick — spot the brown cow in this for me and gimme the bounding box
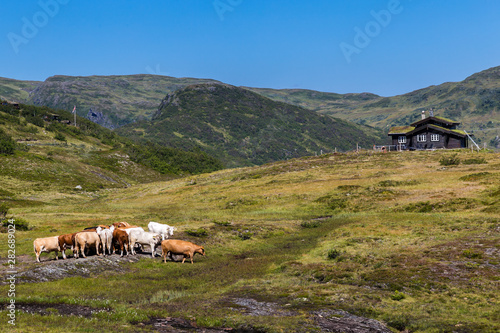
[112,228,130,256]
[58,233,77,259]
[161,240,205,264]
[112,222,130,228]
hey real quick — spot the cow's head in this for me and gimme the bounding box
[196,246,205,256]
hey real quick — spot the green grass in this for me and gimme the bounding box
[0,149,499,332]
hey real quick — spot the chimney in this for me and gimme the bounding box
[421,110,426,120]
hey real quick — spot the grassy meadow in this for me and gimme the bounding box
[1,149,499,332]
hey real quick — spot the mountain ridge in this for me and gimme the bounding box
[1,65,499,147]
[117,83,385,167]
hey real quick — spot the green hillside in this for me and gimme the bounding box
[0,101,223,205]
[249,66,500,148]
[0,77,40,104]
[1,75,221,129]
[117,83,386,168]
[1,149,498,332]
[1,66,498,149]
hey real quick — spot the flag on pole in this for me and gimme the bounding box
[72,106,76,114]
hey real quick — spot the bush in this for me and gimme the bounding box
[54,133,66,141]
[300,220,321,228]
[327,248,341,260]
[439,154,460,166]
[185,228,208,237]
[390,290,406,301]
[0,130,15,155]
[238,231,252,240]
[1,218,31,232]
[0,202,9,219]
[213,220,231,226]
[462,157,487,165]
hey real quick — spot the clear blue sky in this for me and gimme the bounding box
[2,0,500,96]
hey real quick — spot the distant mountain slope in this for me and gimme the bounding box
[248,67,500,148]
[2,65,498,147]
[117,84,386,168]
[0,75,221,129]
[0,77,41,104]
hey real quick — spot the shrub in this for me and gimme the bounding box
[439,154,460,166]
[462,157,487,165]
[390,290,406,301]
[327,248,341,260]
[54,133,66,141]
[185,228,208,237]
[300,221,321,228]
[213,220,231,227]
[0,130,15,155]
[0,202,9,219]
[463,249,482,259]
[1,218,31,231]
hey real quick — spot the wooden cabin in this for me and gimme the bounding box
[388,111,470,150]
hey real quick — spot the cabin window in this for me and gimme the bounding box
[398,136,406,143]
[431,134,440,141]
[417,134,427,142]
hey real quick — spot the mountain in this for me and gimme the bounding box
[248,66,500,148]
[2,66,499,148]
[116,83,386,168]
[0,75,221,129]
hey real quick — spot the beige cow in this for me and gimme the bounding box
[33,236,60,262]
[74,230,101,258]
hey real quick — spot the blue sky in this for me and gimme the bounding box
[2,0,500,96]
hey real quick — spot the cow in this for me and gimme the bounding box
[112,222,130,228]
[33,236,60,262]
[129,230,161,257]
[96,225,114,255]
[112,228,130,256]
[74,228,101,258]
[117,225,145,251]
[148,221,175,241]
[58,233,77,259]
[161,240,205,264]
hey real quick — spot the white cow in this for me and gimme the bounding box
[118,226,145,250]
[33,236,60,262]
[148,221,175,241]
[96,225,114,255]
[129,230,161,257]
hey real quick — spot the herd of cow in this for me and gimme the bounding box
[32,221,205,264]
